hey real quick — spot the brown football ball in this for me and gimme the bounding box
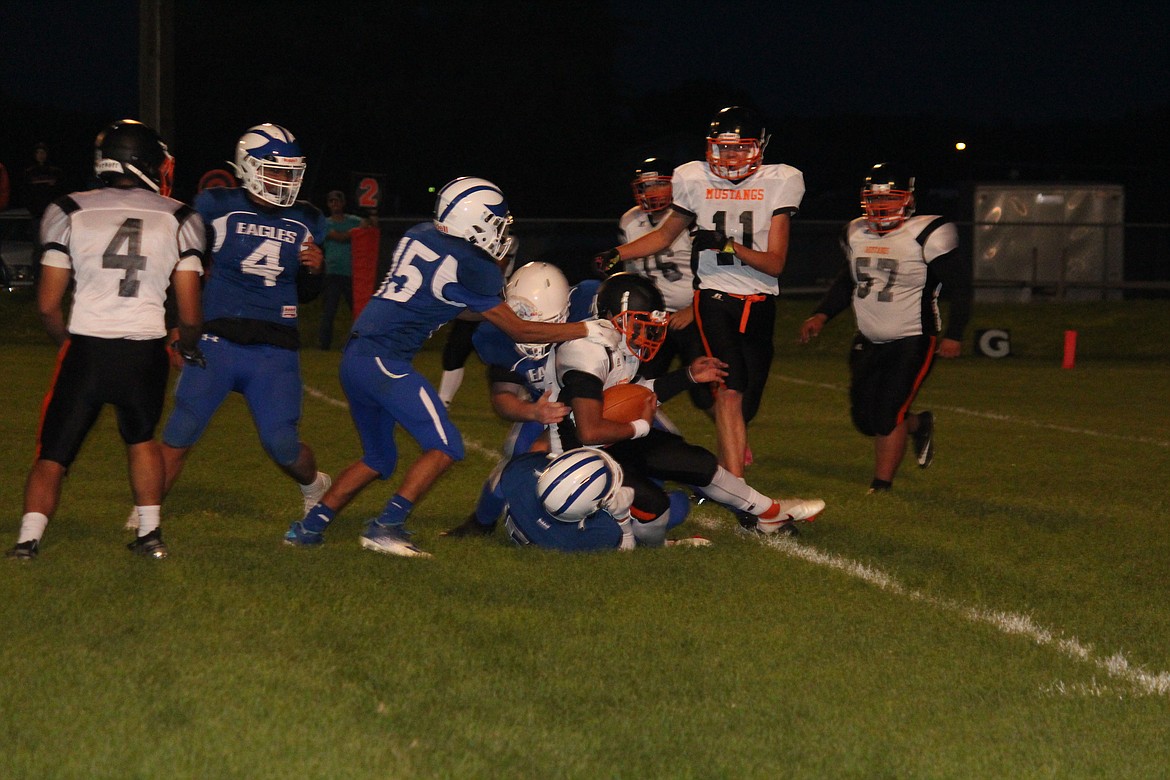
[602,382,655,423]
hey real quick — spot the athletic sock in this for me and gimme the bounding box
[135,506,161,536]
[376,494,414,527]
[300,471,328,499]
[699,466,772,515]
[302,503,336,533]
[438,368,465,407]
[17,512,49,544]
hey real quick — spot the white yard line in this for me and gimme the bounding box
[691,514,1170,697]
[775,375,1170,448]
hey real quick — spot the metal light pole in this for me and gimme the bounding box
[138,0,174,143]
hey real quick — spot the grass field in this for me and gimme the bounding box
[2,288,1169,779]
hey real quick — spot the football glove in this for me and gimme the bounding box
[593,247,621,274]
[172,339,206,369]
[584,319,622,350]
[601,486,635,521]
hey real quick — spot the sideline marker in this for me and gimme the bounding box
[1062,330,1077,369]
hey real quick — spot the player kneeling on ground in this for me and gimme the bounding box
[547,272,824,537]
[502,448,708,551]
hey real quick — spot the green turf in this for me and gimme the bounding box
[2,288,1169,778]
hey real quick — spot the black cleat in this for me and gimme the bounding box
[6,540,39,560]
[128,528,169,559]
[912,411,934,468]
[440,513,496,538]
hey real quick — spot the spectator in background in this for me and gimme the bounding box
[318,190,363,350]
[22,142,66,278]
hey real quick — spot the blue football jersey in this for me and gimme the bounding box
[351,222,504,360]
[197,188,327,325]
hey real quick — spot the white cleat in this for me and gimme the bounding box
[754,498,825,534]
[360,521,433,558]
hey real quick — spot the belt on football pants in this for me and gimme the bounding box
[696,290,769,334]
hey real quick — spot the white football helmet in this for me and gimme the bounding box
[538,448,624,523]
[433,177,514,261]
[234,124,306,207]
[506,262,571,360]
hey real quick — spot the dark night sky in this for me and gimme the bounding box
[2,0,1168,219]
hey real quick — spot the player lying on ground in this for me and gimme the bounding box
[500,447,711,551]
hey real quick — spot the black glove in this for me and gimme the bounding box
[691,229,729,253]
[593,248,621,275]
[172,339,207,369]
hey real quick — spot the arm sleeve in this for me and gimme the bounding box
[929,249,973,341]
[812,264,854,321]
[645,368,691,404]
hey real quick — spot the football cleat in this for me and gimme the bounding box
[127,528,169,559]
[736,511,800,537]
[284,521,325,547]
[912,411,934,468]
[302,472,332,516]
[6,539,39,560]
[360,521,432,558]
[440,512,497,538]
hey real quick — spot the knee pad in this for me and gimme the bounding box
[261,428,302,467]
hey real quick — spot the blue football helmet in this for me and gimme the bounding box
[234,124,306,207]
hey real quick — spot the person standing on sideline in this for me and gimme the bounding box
[22,141,67,279]
[595,107,803,477]
[143,124,331,528]
[284,177,620,558]
[318,190,363,350]
[798,163,972,492]
[8,120,204,560]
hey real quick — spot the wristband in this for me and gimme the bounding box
[630,419,651,439]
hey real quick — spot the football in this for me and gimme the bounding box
[602,383,655,423]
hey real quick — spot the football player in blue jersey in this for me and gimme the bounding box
[440,262,586,537]
[284,177,621,557]
[140,124,333,528]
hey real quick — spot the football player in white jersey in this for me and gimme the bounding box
[7,120,205,561]
[595,107,804,478]
[615,156,711,414]
[545,273,824,539]
[798,163,972,492]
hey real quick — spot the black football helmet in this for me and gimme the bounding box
[595,272,668,361]
[706,106,770,181]
[861,162,915,234]
[631,156,674,213]
[94,119,174,196]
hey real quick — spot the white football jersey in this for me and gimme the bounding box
[670,160,804,296]
[842,214,959,343]
[40,187,205,339]
[544,334,640,455]
[618,206,694,312]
